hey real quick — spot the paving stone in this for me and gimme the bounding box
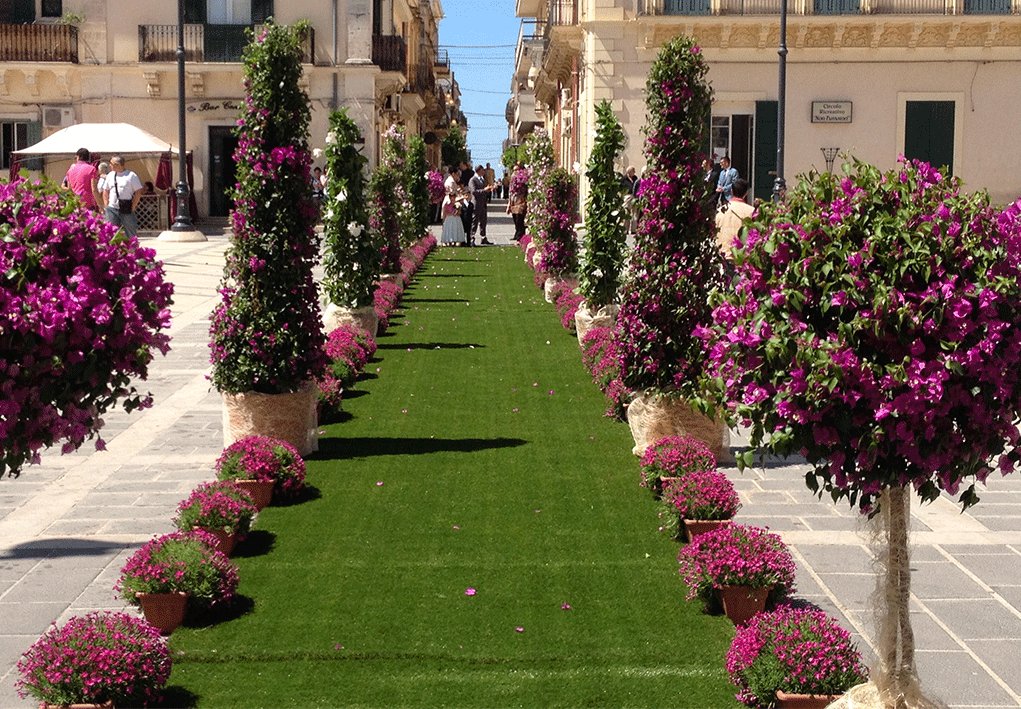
[923,598,1021,640]
[915,649,1019,706]
[814,571,876,611]
[911,561,990,600]
[0,602,71,634]
[967,639,1021,700]
[948,551,1021,587]
[795,544,872,573]
[1,566,106,604]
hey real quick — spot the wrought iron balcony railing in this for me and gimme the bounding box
[0,23,77,63]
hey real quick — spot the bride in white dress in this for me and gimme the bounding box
[440,166,466,246]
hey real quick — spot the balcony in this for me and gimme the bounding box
[0,24,77,63]
[650,0,1015,14]
[372,34,407,73]
[139,24,314,63]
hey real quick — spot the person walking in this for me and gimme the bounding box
[102,156,144,238]
[63,147,100,211]
[458,161,475,244]
[470,164,494,245]
[622,165,639,234]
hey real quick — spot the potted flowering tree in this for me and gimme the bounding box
[117,530,240,634]
[427,169,446,223]
[638,435,716,495]
[215,434,307,507]
[522,129,555,268]
[677,523,796,626]
[532,165,580,302]
[173,480,258,556]
[726,606,869,708]
[321,108,382,342]
[0,178,174,479]
[660,469,740,541]
[406,134,431,242]
[17,611,173,708]
[576,99,627,341]
[700,156,1021,705]
[614,35,727,459]
[369,125,408,278]
[209,20,325,456]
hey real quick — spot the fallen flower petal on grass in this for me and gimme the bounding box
[465,588,476,596]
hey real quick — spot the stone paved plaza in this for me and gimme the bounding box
[1,207,1020,707]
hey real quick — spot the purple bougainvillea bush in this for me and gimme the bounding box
[726,606,869,708]
[16,611,172,707]
[0,178,174,478]
[209,21,325,396]
[699,156,1021,512]
[615,35,724,397]
[532,166,580,278]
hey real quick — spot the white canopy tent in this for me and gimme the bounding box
[12,123,178,157]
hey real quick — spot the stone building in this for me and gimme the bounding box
[513,0,1021,205]
[0,0,463,220]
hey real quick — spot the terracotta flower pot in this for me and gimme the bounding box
[774,690,842,708]
[715,585,769,626]
[136,591,189,635]
[682,518,732,543]
[234,478,274,511]
[199,527,238,556]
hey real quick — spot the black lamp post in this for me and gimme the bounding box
[771,0,788,203]
[171,0,195,232]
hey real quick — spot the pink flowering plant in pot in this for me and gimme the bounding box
[726,605,869,708]
[580,326,631,420]
[16,611,172,707]
[677,523,796,607]
[639,435,716,492]
[697,156,1021,704]
[173,480,258,537]
[116,530,240,610]
[215,434,306,498]
[615,35,724,400]
[0,178,173,478]
[209,20,325,396]
[659,469,741,539]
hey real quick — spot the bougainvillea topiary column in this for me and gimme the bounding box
[616,35,722,398]
[369,124,408,271]
[209,20,325,397]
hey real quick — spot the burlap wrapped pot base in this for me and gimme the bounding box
[626,393,726,461]
[322,303,379,345]
[222,382,318,456]
[574,302,619,344]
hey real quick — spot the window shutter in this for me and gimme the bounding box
[41,0,63,18]
[4,0,35,23]
[183,0,206,24]
[251,0,274,24]
[25,121,43,172]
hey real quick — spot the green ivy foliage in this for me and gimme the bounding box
[441,125,468,168]
[579,100,627,308]
[406,135,431,241]
[321,108,380,309]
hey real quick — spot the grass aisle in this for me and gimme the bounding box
[168,246,739,708]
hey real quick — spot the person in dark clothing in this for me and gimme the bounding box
[458,161,475,245]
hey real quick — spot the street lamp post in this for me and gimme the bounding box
[772,0,788,203]
[160,0,205,241]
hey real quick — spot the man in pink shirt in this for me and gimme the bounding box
[63,147,100,210]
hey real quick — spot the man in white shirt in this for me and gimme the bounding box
[101,156,144,238]
[715,178,755,262]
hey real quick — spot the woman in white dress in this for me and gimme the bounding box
[440,166,466,246]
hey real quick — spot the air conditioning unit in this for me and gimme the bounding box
[42,106,75,129]
[560,88,572,105]
[384,94,401,112]
[562,112,573,131]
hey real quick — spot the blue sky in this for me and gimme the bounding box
[438,0,519,168]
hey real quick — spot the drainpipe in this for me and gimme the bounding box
[572,56,579,171]
[332,0,339,109]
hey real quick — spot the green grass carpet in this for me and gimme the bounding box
[166,246,740,708]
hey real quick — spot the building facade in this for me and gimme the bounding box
[514,0,1021,206]
[1,0,464,219]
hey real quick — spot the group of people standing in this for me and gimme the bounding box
[63,147,145,238]
[440,161,501,247]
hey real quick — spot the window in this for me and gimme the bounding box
[897,93,961,177]
[42,0,63,17]
[1,121,29,170]
[207,0,252,24]
[0,0,34,23]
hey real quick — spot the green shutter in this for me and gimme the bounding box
[251,0,274,24]
[5,0,35,23]
[904,101,954,175]
[753,100,777,203]
[183,0,206,24]
[25,121,43,172]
